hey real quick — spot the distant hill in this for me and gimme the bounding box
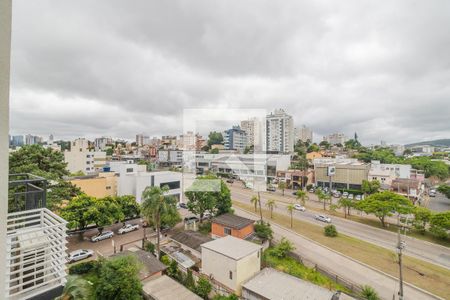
[405,139,450,147]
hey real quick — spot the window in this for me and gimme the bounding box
[106,186,111,190]
[229,271,233,280]
[224,227,231,235]
[160,181,180,190]
[126,168,134,173]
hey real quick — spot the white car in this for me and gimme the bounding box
[348,194,354,200]
[91,231,114,242]
[294,204,306,211]
[68,249,94,263]
[315,215,332,223]
[355,195,362,201]
[118,224,139,234]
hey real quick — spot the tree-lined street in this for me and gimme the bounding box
[229,184,450,269]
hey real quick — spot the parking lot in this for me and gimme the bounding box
[67,207,193,262]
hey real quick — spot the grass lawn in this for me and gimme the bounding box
[263,247,351,294]
[233,201,450,299]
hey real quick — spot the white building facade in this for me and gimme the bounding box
[64,139,106,174]
[265,109,294,153]
[323,133,347,145]
[294,125,313,143]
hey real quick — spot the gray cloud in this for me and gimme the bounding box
[9,0,450,144]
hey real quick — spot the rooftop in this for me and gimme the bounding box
[242,268,337,300]
[111,247,167,279]
[142,275,202,300]
[171,230,213,252]
[212,213,254,230]
[201,235,262,260]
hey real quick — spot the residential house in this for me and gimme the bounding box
[142,275,201,300]
[211,213,255,239]
[201,236,262,295]
[69,172,117,198]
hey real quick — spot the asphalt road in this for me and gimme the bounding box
[427,192,450,212]
[229,184,450,270]
[234,207,439,300]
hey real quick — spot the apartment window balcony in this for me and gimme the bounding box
[6,208,68,300]
[8,174,47,214]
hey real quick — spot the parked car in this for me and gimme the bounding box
[203,212,212,219]
[91,231,114,242]
[355,195,362,201]
[267,186,276,192]
[184,216,199,224]
[294,204,306,211]
[333,191,341,198]
[315,215,332,223]
[68,249,94,263]
[118,223,139,234]
[348,194,354,200]
[179,202,188,209]
[309,188,315,193]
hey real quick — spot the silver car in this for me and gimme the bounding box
[91,230,114,242]
[68,249,94,263]
[315,215,332,223]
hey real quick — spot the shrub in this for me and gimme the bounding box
[306,184,313,190]
[184,269,196,291]
[160,255,171,266]
[272,237,294,258]
[324,225,338,237]
[199,222,212,235]
[145,241,155,254]
[360,285,380,300]
[68,260,99,275]
[194,277,212,299]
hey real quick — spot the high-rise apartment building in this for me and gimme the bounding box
[94,136,113,150]
[178,131,196,151]
[136,134,150,147]
[323,133,347,145]
[10,135,24,147]
[25,134,42,145]
[266,109,294,153]
[241,117,263,151]
[223,126,247,152]
[294,125,313,143]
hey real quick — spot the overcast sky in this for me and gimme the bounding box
[9,0,450,145]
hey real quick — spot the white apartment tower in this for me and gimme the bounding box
[323,133,347,145]
[266,109,294,153]
[240,117,263,151]
[294,125,313,143]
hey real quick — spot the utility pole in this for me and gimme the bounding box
[396,214,405,300]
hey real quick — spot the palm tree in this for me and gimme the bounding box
[316,190,329,211]
[278,181,287,196]
[296,190,308,206]
[257,192,263,221]
[56,275,91,300]
[266,199,276,219]
[287,204,294,228]
[141,185,176,259]
[250,195,258,212]
[360,285,380,300]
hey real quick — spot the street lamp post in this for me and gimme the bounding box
[396,214,405,300]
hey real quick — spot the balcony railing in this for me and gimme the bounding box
[5,208,68,300]
[8,174,47,213]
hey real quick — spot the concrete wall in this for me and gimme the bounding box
[201,247,237,291]
[70,173,117,198]
[235,251,261,295]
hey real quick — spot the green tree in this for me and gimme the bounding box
[319,140,331,149]
[9,144,81,210]
[184,269,196,291]
[266,199,276,219]
[96,256,142,300]
[287,204,294,228]
[360,285,380,300]
[338,197,354,218]
[85,197,124,234]
[316,189,330,211]
[412,206,432,233]
[105,148,114,156]
[186,175,232,221]
[429,211,450,239]
[296,190,308,205]
[207,131,223,147]
[307,143,320,153]
[254,220,273,241]
[195,277,212,299]
[344,139,362,150]
[278,181,287,196]
[356,191,414,227]
[56,275,92,300]
[61,194,96,230]
[437,184,450,199]
[114,195,140,222]
[141,186,178,258]
[362,180,380,195]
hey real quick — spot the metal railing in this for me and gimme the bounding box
[5,208,68,300]
[8,174,47,213]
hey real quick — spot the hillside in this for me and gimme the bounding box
[405,139,450,147]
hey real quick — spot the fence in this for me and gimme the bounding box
[270,240,364,299]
